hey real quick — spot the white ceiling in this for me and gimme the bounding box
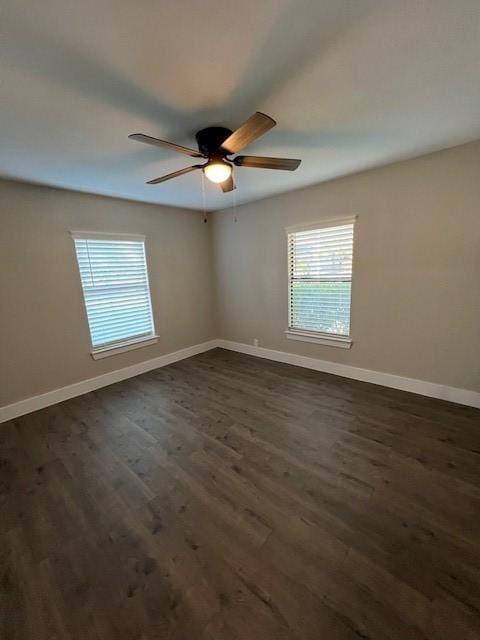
[2,0,480,211]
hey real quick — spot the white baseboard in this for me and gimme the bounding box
[0,340,219,424]
[216,340,480,409]
[2,337,479,423]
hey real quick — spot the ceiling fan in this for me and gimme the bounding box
[128,112,301,193]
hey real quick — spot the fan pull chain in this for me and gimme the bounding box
[201,171,207,223]
[233,181,237,222]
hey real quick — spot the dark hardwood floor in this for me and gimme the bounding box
[1,348,480,639]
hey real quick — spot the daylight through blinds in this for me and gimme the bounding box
[73,236,154,349]
[288,222,354,336]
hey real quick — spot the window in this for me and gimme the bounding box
[72,232,156,358]
[286,217,355,348]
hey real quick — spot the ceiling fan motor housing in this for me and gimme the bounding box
[195,127,233,157]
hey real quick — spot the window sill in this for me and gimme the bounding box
[285,330,352,349]
[91,335,159,360]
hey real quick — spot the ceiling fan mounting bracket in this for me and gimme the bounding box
[195,126,233,157]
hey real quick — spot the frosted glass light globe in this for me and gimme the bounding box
[204,161,232,184]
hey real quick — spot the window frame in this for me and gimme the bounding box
[285,216,356,349]
[71,231,158,359]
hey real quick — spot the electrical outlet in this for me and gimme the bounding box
[253,338,259,347]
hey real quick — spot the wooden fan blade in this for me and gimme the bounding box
[146,165,203,185]
[129,133,203,158]
[233,155,301,171]
[220,112,276,154]
[220,175,236,193]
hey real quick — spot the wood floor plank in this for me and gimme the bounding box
[1,348,479,639]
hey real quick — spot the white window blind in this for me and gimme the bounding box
[288,220,355,337]
[72,233,155,350]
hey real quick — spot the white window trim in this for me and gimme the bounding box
[71,231,146,242]
[91,334,159,360]
[285,329,352,349]
[286,215,357,349]
[71,231,158,359]
[285,215,357,235]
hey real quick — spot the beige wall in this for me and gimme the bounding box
[212,140,480,392]
[2,140,479,407]
[0,179,216,406]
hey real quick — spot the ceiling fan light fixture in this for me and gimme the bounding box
[130,112,301,190]
[204,160,232,184]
